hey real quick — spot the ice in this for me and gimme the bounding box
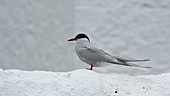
[0,69,170,96]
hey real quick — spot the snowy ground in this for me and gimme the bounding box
[0,69,170,96]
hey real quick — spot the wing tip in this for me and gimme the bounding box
[143,59,150,61]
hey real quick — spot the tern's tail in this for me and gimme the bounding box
[125,63,152,68]
[114,57,151,68]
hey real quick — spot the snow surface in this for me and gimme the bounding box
[0,69,170,96]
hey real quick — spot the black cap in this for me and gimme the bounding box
[75,33,90,42]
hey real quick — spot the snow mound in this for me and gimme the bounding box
[0,69,170,96]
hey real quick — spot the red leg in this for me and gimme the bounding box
[86,65,93,70]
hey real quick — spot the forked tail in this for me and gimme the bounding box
[126,63,152,68]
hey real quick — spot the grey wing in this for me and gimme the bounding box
[99,50,150,62]
[78,47,114,64]
[98,50,150,67]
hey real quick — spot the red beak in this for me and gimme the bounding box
[67,38,77,41]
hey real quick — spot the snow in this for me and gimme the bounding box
[0,69,170,96]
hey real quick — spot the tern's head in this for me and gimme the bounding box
[68,33,90,42]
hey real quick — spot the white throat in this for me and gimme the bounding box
[77,38,90,44]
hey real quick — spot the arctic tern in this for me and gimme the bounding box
[68,33,151,70]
